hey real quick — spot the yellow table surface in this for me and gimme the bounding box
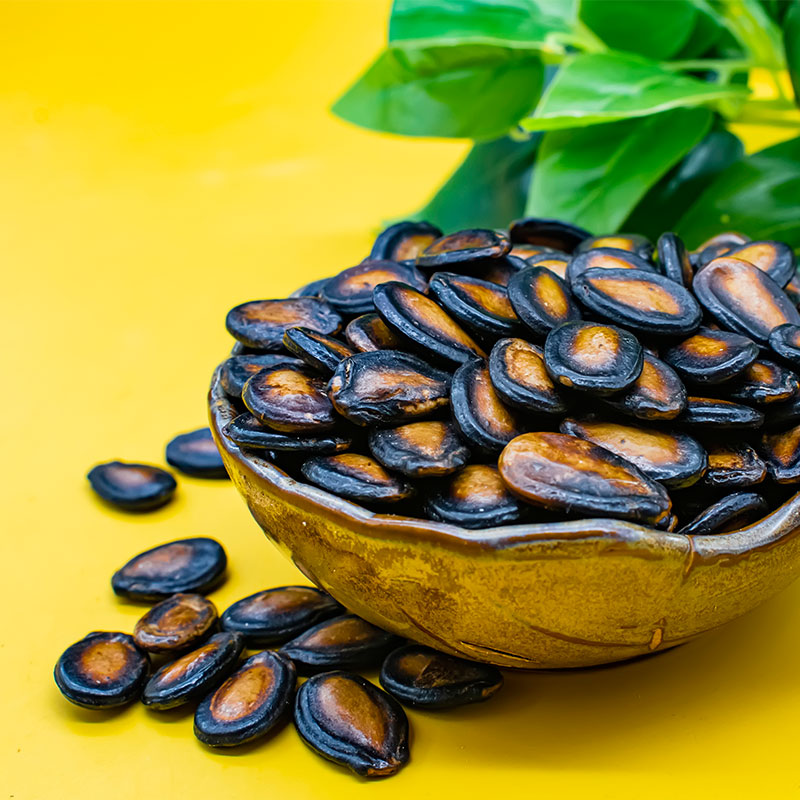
[4,2,800,797]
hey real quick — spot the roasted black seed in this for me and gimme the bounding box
[142,632,244,711]
[701,442,767,488]
[499,432,672,525]
[301,453,415,504]
[220,353,305,398]
[112,538,227,602]
[760,423,800,483]
[220,586,344,647]
[600,352,686,421]
[692,257,800,343]
[728,359,800,405]
[368,421,470,477]
[373,281,487,366]
[677,492,767,535]
[657,232,693,287]
[87,461,177,512]
[344,313,402,353]
[662,328,758,384]
[560,417,707,489]
[417,229,510,268]
[369,220,442,262]
[166,428,228,478]
[694,232,750,267]
[768,323,800,367]
[54,632,149,709]
[566,247,658,286]
[242,365,337,433]
[328,350,451,427]
[283,327,355,375]
[544,321,643,395]
[451,359,526,452]
[379,644,503,709]
[279,614,402,673]
[467,254,529,286]
[508,217,592,253]
[525,252,572,280]
[724,240,796,287]
[294,672,409,778]
[572,267,702,337]
[321,260,428,315]
[488,338,567,415]
[678,397,765,429]
[133,593,218,654]
[428,272,521,338]
[425,464,522,529]
[226,298,342,350]
[223,413,352,454]
[507,266,581,337]
[509,243,566,261]
[289,277,331,299]
[575,233,654,261]
[194,650,296,747]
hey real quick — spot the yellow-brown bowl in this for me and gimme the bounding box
[209,366,800,669]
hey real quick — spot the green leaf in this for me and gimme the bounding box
[624,126,744,239]
[389,0,579,49]
[673,5,725,58]
[675,135,800,247]
[417,135,540,231]
[785,0,800,106]
[519,52,747,131]
[580,1,697,61]
[525,107,713,233]
[332,44,543,140]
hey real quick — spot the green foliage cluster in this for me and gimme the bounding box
[333,0,800,246]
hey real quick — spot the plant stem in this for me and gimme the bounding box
[664,59,752,73]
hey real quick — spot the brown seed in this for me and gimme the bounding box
[368,421,470,477]
[54,632,149,709]
[498,432,672,525]
[279,614,402,672]
[373,282,486,366]
[242,365,337,433]
[560,418,707,488]
[226,298,342,350]
[507,265,581,337]
[223,413,352,454]
[133,593,218,654]
[728,359,800,405]
[425,464,523,528]
[724,240,796,287]
[566,247,657,285]
[768,322,800,367]
[509,243,566,261]
[692,257,800,343]
[417,228,510,267]
[328,350,451,426]
[760,423,800,483]
[464,255,529,287]
[86,461,177,512]
[662,327,758,384]
[679,397,764,429]
[283,327,355,374]
[508,217,591,253]
[600,352,686,420]
[677,492,767,536]
[194,650,296,747]
[369,220,442,261]
[526,252,571,280]
[694,231,750,266]
[575,233,654,261]
[344,313,401,353]
[321,260,428,315]
[220,353,305,398]
[294,672,409,778]
[165,427,227,479]
[300,453,414,504]
[701,442,766,488]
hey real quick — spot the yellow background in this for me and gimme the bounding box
[3,2,800,797]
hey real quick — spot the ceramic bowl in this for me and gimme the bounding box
[209,367,800,669]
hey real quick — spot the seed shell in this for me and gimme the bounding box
[54,632,149,709]
[677,492,767,536]
[507,266,581,337]
[657,232,693,287]
[166,428,228,479]
[223,413,352,454]
[728,359,799,405]
[369,220,442,262]
[300,453,414,504]
[194,650,296,747]
[662,327,758,384]
[417,229,510,267]
[768,323,800,367]
[321,260,428,315]
[112,537,227,601]
[220,353,305,398]
[283,327,355,374]
[525,252,571,280]
[87,461,177,512]
[566,247,657,286]
[508,217,592,253]
[701,442,767,488]
[724,240,796,287]
[694,232,750,266]
[600,352,686,420]
[678,397,764,429]
[344,313,401,353]
[379,644,503,709]
[368,421,470,477]
[760,423,800,483]
[294,672,409,778]
[464,255,529,287]
[575,233,654,261]
[133,593,218,654]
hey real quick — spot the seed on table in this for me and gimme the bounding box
[133,593,218,654]
[508,216,591,253]
[768,323,800,367]
[220,586,344,647]
[226,298,342,351]
[760,423,800,483]
[701,442,767,488]
[328,350,451,426]
[425,464,523,529]
[223,413,351,454]
[451,359,526,453]
[369,220,442,262]
[300,454,414,504]
[499,432,672,525]
[657,232,693,287]
[279,614,401,673]
[86,461,177,512]
[294,672,409,778]
[142,632,244,711]
[289,277,331,299]
[283,327,355,375]
[566,247,657,285]
[575,233,654,261]
[242,365,337,433]
[344,313,401,353]
[220,353,305,398]
[544,320,643,395]
[54,632,149,709]
[165,428,228,479]
[677,492,767,536]
[373,282,486,366]
[321,260,428,315]
[678,397,764,429]
[488,338,567,415]
[662,328,759,385]
[507,266,581,337]
[194,650,296,747]
[368,420,470,477]
[379,644,503,709]
[417,228,510,268]
[726,359,799,405]
[112,537,227,601]
[724,240,796,287]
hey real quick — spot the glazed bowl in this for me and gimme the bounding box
[209,366,800,669]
